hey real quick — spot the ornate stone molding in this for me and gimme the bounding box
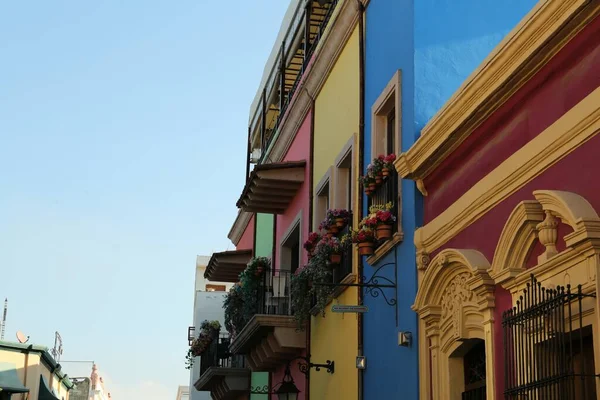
[227,210,253,247]
[395,0,599,181]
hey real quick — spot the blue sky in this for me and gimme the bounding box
[0,1,288,398]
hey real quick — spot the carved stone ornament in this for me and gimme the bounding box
[417,250,430,270]
[537,210,559,263]
[441,273,474,338]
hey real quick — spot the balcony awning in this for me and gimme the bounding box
[0,362,28,393]
[236,161,306,214]
[39,375,59,400]
[204,250,253,282]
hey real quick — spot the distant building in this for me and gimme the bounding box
[175,385,189,400]
[0,340,75,400]
[69,364,111,400]
[187,256,232,400]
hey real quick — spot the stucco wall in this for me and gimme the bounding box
[275,111,311,271]
[362,1,419,398]
[313,28,359,188]
[255,213,274,258]
[414,0,537,133]
[237,215,255,251]
[310,24,359,400]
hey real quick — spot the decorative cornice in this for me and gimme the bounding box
[265,0,360,164]
[229,315,300,355]
[414,87,600,256]
[227,210,252,247]
[395,0,600,180]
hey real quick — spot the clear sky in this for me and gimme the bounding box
[0,1,288,398]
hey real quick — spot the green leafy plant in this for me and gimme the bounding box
[239,257,270,326]
[223,284,246,336]
[185,320,221,370]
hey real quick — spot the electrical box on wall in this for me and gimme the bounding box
[398,331,412,347]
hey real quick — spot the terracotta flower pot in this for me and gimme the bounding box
[326,231,333,238]
[335,218,346,228]
[369,183,377,191]
[375,175,383,184]
[328,225,339,235]
[376,224,393,240]
[329,253,342,264]
[382,167,390,177]
[358,242,375,256]
[365,188,372,196]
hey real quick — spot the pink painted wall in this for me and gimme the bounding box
[274,110,312,270]
[270,353,308,400]
[236,215,255,251]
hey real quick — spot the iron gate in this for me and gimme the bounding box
[502,274,598,399]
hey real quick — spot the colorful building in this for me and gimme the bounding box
[398,1,600,398]
[0,340,75,400]
[360,0,537,399]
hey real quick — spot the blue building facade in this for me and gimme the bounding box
[361,1,537,399]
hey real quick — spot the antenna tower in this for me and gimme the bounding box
[1,298,7,340]
[51,331,63,362]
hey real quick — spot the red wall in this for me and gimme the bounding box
[236,215,255,251]
[270,352,307,400]
[274,110,312,270]
[424,13,600,222]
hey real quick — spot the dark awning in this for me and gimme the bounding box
[0,362,28,393]
[236,161,306,214]
[204,250,253,282]
[39,375,59,400]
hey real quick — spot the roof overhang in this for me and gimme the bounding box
[204,250,252,282]
[236,161,306,214]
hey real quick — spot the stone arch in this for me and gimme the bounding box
[413,249,496,400]
[490,201,544,285]
[491,190,600,287]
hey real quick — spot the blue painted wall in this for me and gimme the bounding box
[363,0,418,399]
[414,0,537,133]
[363,1,537,399]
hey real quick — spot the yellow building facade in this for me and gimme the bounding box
[310,24,360,400]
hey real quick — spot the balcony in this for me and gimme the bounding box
[247,0,339,168]
[237,161,306,214]
[367,170,403,264]
[194,333,249,400]
[204,250,253,283]
[188,326,195,346]
[229,268,306,371]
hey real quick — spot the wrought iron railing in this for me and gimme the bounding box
[502,275,598,399]
[368,170,399,248]
[199,333,245,378]
[256,268,294,316]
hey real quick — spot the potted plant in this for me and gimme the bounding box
[223,284,246,337]
[361,174,375,196]
[369,202,397,240]
[318,214,339,236]
[370,157,385,184]
[185,320,221,369]
[304,232,322,258]
[382,154,396,177]
[351,227,376,256]
[326,209,351,229]
[315,235,343,265]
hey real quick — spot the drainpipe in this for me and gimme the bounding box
[306,87,316,400]
[356,2,366,400]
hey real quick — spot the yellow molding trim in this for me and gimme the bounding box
[395,0,595,180]
[415,87,600,256]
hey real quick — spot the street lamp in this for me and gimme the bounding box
[274,363,300,400]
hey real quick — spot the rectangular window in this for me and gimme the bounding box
[314,175,331,229]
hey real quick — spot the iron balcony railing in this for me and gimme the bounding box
[256,268,294,316]
[247,0,339,174]
[199,333,245,378]
[502,274,598,400]
[333,222,353,284]
[368,170,399,249]
[188,326,195,346]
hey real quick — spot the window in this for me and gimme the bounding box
[281,219,301,274]
[334,136,354,210]
[314,169,332,229]
[371,70,401,158]
[205,284,226,292]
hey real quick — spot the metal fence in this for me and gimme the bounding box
[368,170,399,249]
[257,268,294,316]
[199,333,245,378]
[502,274,598,399]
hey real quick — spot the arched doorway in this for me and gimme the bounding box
[451,339,486,400]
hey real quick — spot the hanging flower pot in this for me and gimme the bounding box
[382,167,390,177]
[335,218,346,228]
[329,253,342,264]
[357,242,375,256]
[375,175,383,184]
[376,224,393,240]
[369,183,377,191]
